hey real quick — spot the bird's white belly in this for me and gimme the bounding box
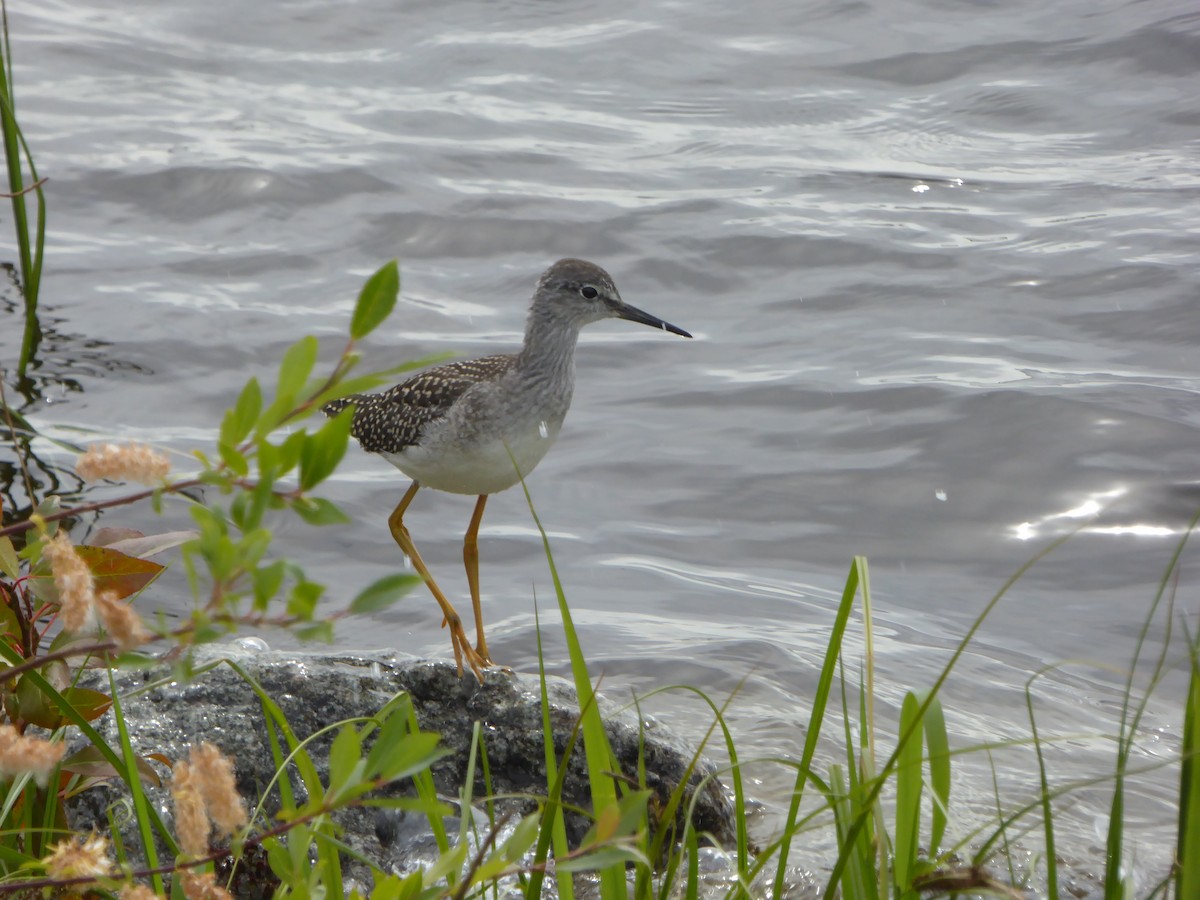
[382,422,561,495]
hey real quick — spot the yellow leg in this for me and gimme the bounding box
[463,495,491,663]
[387,482,487,681]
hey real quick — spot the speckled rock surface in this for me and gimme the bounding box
[68,646,735,887]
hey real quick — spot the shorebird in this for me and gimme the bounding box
[324,259,691,679]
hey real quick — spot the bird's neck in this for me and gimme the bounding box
[517,311,581,381]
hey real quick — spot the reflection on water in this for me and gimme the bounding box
[0,281,144,537]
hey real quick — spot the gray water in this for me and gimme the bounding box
[9,0,1200,892]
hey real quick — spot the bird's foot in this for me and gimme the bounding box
[445,619,491,683]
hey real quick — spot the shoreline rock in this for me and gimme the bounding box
[69,646,736,889]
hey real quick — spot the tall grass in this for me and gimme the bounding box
[0,1,46,380]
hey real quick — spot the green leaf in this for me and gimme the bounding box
[34,494,61,522]
[237,527,272,570]
[579,792,648,848]
[291,496,351,526]
[220,377,262,447]
[370,871,424,900]
[328,725,364,798]
[257,439,278,474]
[0,535,19,579]
[253,559,288,609]
[503,812,541,862]
[365,708,413,780]
[299,406,354,491]
[613,789,651,840]
[468,855,512,887]
[229,492,250,531]
[893,691,923,890]
[255,339,318,439]
[217,441,249,477]
[294,621,335,642]
[239,473,277,532]
[923,695,951,855]
[276,429,307,475]
[264,835,294,882]
[278,335,319,398]
[287,580,324,619]
[350,261,400,341]
[366,731,446,785]
[422,841,468,886]
[349,574,422,615]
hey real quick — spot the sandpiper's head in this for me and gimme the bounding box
[532,258,692,337]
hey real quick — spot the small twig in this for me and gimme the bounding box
[0,480,201,539]
[0,174,46,197]
[0,475,292,540]
[0,638,118,684]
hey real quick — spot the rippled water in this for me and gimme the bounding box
[9,0,1200,891]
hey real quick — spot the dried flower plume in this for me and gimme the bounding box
[0,723,66,787]
[170,742,247,859]
[96,588,152,650]
[190,742,248,836]
[42,531,96,632]
[170,759,210,858]
[41,831,113,880]
[76,442,170,484]
[178,870,234,900]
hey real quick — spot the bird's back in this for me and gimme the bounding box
[323,354,519,455]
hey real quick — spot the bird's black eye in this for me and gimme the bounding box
[579,285,599,300]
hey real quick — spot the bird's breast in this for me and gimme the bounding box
[383,407,567,495]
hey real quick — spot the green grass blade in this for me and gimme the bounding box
[1105,508,1197,897]
[893,692,923,892]
[222,660,325,798]
[404,700,451,857]
[773,555,864,898]
[107,668,164,896]
[823,533,1078,900]
[922,696,950,857]
[627,682,749,895]
[516,475,623,900]
[827,764,867,900]
[1177,651,1200,900]
[684,824,699,900]
[1025,666,1059,900]
[526,601,574,900]
[0,4,46,377]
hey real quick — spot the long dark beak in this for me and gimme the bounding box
[612,300,692,338]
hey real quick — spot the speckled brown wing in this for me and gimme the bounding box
[323,354,518,454]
